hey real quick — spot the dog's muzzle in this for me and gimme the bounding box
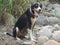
[39,9,41,12]
[37,9,42,14]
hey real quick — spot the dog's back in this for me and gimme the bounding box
[13,9,32,39]
[6,2,42,41]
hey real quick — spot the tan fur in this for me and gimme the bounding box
[31,17,37,31]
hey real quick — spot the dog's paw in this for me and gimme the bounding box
[31,36,36,42]
[16,37,21,40]
[32,36,36,39]
[31,39,36,42]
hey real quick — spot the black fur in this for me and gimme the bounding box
[13,9,32,38]
[6,2,42,39]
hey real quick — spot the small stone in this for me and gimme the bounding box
[39,25,53,38]
[43,40,60,45]
[52,31,60,42]
[38,36,49,45]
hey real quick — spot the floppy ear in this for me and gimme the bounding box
[31,9,34,14]
[40,3,42,8]
[31,6,34,14]
[30,3,35,14]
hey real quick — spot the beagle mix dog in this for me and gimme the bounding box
[6,2,42,41]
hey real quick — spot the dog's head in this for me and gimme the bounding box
[30,2,42,16]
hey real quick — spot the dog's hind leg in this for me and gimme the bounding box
[28,29,36,41]
[13,27,20,40]
[15,27,21,40]
[13,27,21,40]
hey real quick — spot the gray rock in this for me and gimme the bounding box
[48,17,60,25]
[40,0,50,10]
[52,31,60,42]
[53,4,60,8]
[38,25,54,38]
[43,40,60,45]
[36,16,60,26]
[54,7,60,18]
[3,13,15,26]
[45,4,53,11]
[38,36,49,45]
[53,24,60,30]
[0,32,32,45]
[42,11,55,17]
[36,15,49,26]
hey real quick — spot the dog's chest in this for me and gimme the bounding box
[31,17,37,25]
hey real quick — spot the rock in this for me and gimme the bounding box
[53,4,60,8]
[38,36,49,45]
[36,15,49,26]
[42,11,54,17]
[54,7,60,18]
[0,32,27,45]
[51,4,60,18]
[45,4,53,11]
[36,15,60,26]
[54,24,60,30]
[52,31,60,42]
[44,4,60,18]
[30,41,35,45]
[3,13,15,26]
[38,25,55,38]
[40,0,50,10]
[43,40,60,45]
[48,17,60,25]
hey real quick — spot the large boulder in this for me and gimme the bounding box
[4,13,15,26]
[38,25,55,38]
[36,15,60,26]
[36,15,49,26]
[47,17,60,25]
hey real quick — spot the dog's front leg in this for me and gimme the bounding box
[28,29,36,41]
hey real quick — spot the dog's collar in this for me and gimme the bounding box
[29,8,38,18]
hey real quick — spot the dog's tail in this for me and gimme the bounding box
[4,32,13,37]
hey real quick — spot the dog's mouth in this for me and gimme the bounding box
[36,9,41,14]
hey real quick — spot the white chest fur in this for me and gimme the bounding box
[31,17,37,24]
[31,17,38,29]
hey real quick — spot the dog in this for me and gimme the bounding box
[6,2,42,41]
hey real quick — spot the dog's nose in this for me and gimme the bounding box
[39,9,41,12]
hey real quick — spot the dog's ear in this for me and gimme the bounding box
[31,2,42,8]
[30,2,35,14]
[40,3,42,8]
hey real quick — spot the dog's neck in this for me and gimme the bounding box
[29,8,38,18]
